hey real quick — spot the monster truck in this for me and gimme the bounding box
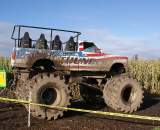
[10,25,143,120]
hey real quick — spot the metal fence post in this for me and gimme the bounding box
[28,91,31,127]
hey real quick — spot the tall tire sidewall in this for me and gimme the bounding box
[29,73,70,118]
[103,76,143,112]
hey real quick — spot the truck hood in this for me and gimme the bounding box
[83,52,128,61]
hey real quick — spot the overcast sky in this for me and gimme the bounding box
[0,0,160,59]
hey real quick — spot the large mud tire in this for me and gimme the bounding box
[30,73,71,120]
[103,75,144,113]
[16,73,71,120]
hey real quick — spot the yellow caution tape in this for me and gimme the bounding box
[0,96,160,121]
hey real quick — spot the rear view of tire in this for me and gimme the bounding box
[103,75,144,113]
[26,73,71,120]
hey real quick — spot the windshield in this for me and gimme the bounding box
[82,42,101,53]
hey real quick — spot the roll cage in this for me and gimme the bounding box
[11,25,81,49]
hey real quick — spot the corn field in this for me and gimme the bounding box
[129,60,160,95]
[0,57,11,71]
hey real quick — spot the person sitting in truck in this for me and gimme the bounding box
[35,34,48,49]
[20,32,32,48]
[51,35,62,50]
[65,36,76,51]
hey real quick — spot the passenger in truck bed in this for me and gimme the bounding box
[51,35,62,50]
[35,34,48,49]
[65,36,76,51]
[20,32,32,48]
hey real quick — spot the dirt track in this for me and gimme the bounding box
[0,96,160,130]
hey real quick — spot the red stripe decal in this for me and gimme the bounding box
[95,56,128,61]
[86,53,106,57]
[70,66,98,70]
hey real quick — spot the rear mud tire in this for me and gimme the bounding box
[16,73,71,120]
[103,75,144,113]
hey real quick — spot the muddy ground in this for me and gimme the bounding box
[0,96,160,130]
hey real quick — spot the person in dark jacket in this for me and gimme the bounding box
[35,34,48,49]
[20,32,32,48]
[65,36,76,51]
[51,35,62,50]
